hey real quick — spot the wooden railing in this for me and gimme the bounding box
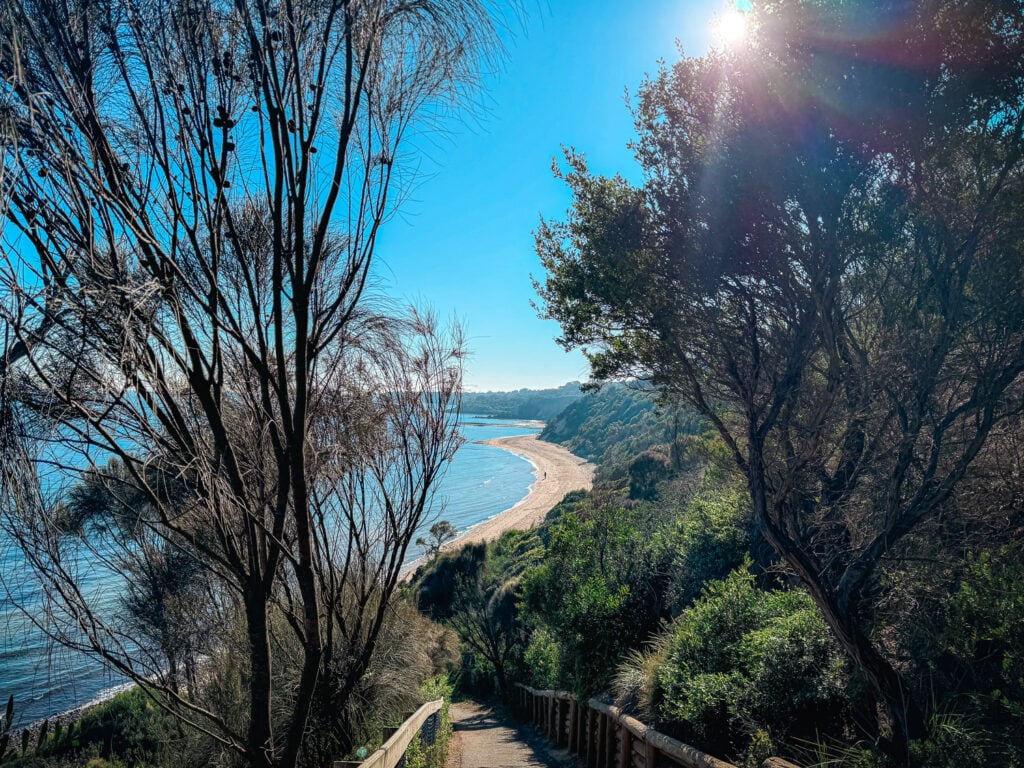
[333,699,443,768]
[514,684,800,768]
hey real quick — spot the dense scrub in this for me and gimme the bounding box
[416,385,1024,767]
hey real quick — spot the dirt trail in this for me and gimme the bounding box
[447,701,578,768]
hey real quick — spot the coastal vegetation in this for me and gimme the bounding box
[0,0,496,766]
[416,380,1024,767]
[461,382,585,422]
[0,0,1021,765]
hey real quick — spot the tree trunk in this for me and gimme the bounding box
[493,656,510,697]
[746,445,926,763]
[245,588,275,768]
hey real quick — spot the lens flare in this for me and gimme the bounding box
[711,8,749,48]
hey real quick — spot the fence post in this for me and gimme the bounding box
[589,708,598,768]
[559,698,567,747]
[421,711,439,747]
[618,721,631,768]
[602,712,610,768]
[644,737,658,768]
[568,699,578,754]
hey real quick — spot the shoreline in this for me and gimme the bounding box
[402,435,595,576]
[24,436,593,723]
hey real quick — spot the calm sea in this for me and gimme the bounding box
[0,418,540,726]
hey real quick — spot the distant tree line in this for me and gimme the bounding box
[460,382,583,421]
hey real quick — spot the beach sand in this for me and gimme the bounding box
[403,435,594,575]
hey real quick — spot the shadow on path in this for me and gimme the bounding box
[448,700,580,768]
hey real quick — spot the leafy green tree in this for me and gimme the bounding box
[417,531,543,695]
[417,521,460,559]
[535,0,1024,752]
[522,501,674,695]
[665,478,751,611]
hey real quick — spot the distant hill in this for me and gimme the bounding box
[460,382,584,421]
[540,383,704,467]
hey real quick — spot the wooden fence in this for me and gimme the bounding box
[514,684,800,768]
[333,698,443,768]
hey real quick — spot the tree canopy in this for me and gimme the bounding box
[536,0,1024,756]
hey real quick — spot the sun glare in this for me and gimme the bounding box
[711,8,749,48]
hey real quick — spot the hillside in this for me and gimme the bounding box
[540,383,703,466]
[461,382,584,421]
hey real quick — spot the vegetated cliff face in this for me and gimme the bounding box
[461,382,584,421]
[540,384,702,466]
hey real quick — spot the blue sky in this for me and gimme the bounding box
[372,1,721,391]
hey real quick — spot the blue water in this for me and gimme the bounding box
[0,418,540,725]
[406,418,539,560]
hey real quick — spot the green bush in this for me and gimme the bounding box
[76,688,182,767]
[628,450,672,500]
[523,628,562,690]
[521,502,675,695]
[913,545,1024,767]
[651,566,849,760]
[404,676,455,768]
[666,481,751,610]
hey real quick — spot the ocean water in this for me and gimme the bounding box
[0,418,540,725]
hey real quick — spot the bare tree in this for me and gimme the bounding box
[0,0,498,766]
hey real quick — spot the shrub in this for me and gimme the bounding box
[915,545,1024,767]
[628,450,672,500]
[649,566,849,760]
[666,482,751,611]
[521,503,674,695]
[404,676,455,768]
[524,628,562,690]
[76,688,182,767]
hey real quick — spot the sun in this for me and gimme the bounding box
[711,8,749,48]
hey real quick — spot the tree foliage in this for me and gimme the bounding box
[416,530,543,695]
[629,566,850,762]
[416,520,459,559]
[535,0,1024,752]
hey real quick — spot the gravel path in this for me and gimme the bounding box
[447,701,579,768]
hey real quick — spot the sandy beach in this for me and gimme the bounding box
[403,435,594,575]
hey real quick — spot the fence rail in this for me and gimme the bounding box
[333,698,443,768]
[513,684,800,768]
